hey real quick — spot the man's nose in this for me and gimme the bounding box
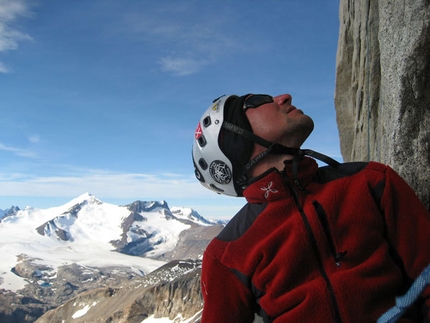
[275,94,292,106]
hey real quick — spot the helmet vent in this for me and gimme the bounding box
[203,116,211,127]
[198,158,208,170]
[198,135,207,147]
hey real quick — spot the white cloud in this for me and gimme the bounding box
[0,0,30,20]
[0,61,8,72]
[0,0,34,72]
[0,142,37,158]
[28,134,40,143]
[118,5,239,76]
[0,26,32,51]
[158,56,210,76]
[0,169,206,199]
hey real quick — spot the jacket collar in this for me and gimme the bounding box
[243,157,318,203]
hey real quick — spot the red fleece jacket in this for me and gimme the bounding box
[201,158,430,323]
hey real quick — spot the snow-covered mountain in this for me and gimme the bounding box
[0,205,20,220]
[0,193,225,323]
[0,193,218,292]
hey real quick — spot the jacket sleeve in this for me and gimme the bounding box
[201,245,256,323]
[378,165,430,322]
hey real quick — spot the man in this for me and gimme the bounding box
[192,93,430,322]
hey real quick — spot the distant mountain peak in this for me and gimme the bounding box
[1,194,217,261]
[72,192,100,204]
[0,205,21,221]
[1,193,221,267]
[125,200,169,213]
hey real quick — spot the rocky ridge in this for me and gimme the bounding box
[35,260,204,323]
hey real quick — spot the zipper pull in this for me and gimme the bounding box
[293,179,310,194]
[335,251,348,267]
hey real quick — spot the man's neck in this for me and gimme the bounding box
[248,153,294,178]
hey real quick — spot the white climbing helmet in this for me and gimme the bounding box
[192,95,240,197]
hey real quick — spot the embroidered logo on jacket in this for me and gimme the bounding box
[261,181,278,198]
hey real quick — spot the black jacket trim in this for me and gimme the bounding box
[217,202,267,242]
[314,162,369,184]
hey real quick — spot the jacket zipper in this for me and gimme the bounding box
[280,173,343,323]
[313,200,347,267]
[297,206,343,323]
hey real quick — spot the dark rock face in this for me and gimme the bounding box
[1,256,211,323]
[0,290,48,323]
[35,260,204,323]
[335,0,430,209]
[2,255,149,323]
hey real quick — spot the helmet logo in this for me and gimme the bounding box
[209,160,232,185]
[211,100,221,112]
[195,123,202,139]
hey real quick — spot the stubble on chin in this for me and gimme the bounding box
[283,114,314,147]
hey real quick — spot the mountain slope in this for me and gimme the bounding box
[35,260,204,323]
[0,193,224,323]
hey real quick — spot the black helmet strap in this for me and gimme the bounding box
[222,121,340,186]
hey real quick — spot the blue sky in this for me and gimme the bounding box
[0,0,342,219]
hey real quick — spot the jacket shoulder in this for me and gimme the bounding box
[314,161,370,183]
[216,203,266,242]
